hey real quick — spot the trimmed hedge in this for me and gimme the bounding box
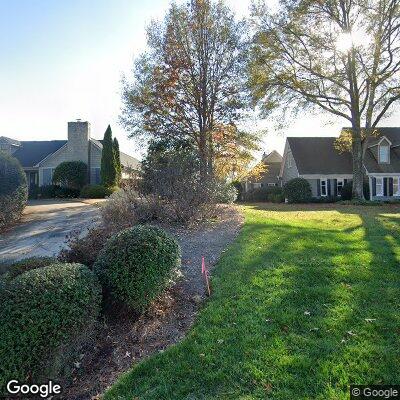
[0,152,28,230]
[38,185,80,199]
[1,256,57,281]
[80,184,114,199]
[283,178,312,203]
[243,186,284,203]
[0,263,101,391]
[94,225,181,312]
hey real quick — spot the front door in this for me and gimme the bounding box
[28,171,38,190]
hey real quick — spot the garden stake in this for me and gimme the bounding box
[202,256,211,296]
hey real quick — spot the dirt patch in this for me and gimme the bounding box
[60,205,243,400]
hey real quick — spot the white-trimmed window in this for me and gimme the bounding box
[379,145,390,163]
[376,177,383,196]
[320,179,327,196]
[287,152,292,168]
[394,177,400,196]
[268,183,277,187]
[42,168,54,186]
[253,183,262,189]
[337,179,344,196]
[92,167,101,184]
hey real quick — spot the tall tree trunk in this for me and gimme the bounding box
[207,130,214,176]
[199,132,208,178]
[351,128,364,200]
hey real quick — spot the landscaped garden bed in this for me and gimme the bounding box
[59,205,243,399]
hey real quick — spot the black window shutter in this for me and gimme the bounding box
[344,179,347,184]
[333,179,338,197]
[327,179,331,196]
[317,179,321,196]
[389,177,394,196]
[384,177,388,196]
[372,177,376,196]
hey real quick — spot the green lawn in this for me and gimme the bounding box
[105,204,400,399]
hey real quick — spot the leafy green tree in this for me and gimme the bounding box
[53,161,87,189]
[113,137,122,185]
[0,152,27,230]
[249,0,400,199]
[120,0,249,177]
[101,125,116,187]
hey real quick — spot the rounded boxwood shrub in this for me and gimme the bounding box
[0,152,28,230]
[52,161,87,189]
[0,263,101,392]
[2,256,57,281]
[80,184,114,199]
[94,225,181,312]
[283,178,312,203]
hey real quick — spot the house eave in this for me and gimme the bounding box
[34,143,68,167]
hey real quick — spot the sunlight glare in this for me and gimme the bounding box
[336,32,354,52]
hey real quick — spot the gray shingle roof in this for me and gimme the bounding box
[364,127,400,147]
[364,147,400,173]
[288,137,353,175]
[12,141,67,168]
[0,136,21,146]
[92,139,140,170]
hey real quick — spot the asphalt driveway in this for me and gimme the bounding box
[0,199,103,264]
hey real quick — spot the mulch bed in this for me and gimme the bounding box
[59,205,243,400]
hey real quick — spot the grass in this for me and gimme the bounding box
[104,204,400,399]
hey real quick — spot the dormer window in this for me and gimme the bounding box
[378,137,391,164]
[379,144,390,163]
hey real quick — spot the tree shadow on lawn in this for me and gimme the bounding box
[104,205,400,400]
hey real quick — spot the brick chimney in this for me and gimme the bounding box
[67,120,90,164]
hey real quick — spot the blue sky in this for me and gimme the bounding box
[1,0,400,160]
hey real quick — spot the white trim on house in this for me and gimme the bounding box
[394,177,400,196]
[375,177,384,196]
[320,179,328,197]
[35,143,68,167]
[377,136,392,146]
[90,138,103,151]
[367,172,400,176]
[299,174,353,179]
[337,178,344,195]
[378,138,391,164]
[279,142,300,178]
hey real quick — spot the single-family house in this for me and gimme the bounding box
[0,120,140,190]
[280,128,400,201]
[244,150,282,192]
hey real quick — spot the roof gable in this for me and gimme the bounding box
[262,150,283,163]
[287,137,353,175]
[12,141,67,168]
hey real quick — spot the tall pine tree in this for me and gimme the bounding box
[113,137,122,185]
[100,125,116,187]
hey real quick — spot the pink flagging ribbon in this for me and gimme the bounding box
[201,256,211,296]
